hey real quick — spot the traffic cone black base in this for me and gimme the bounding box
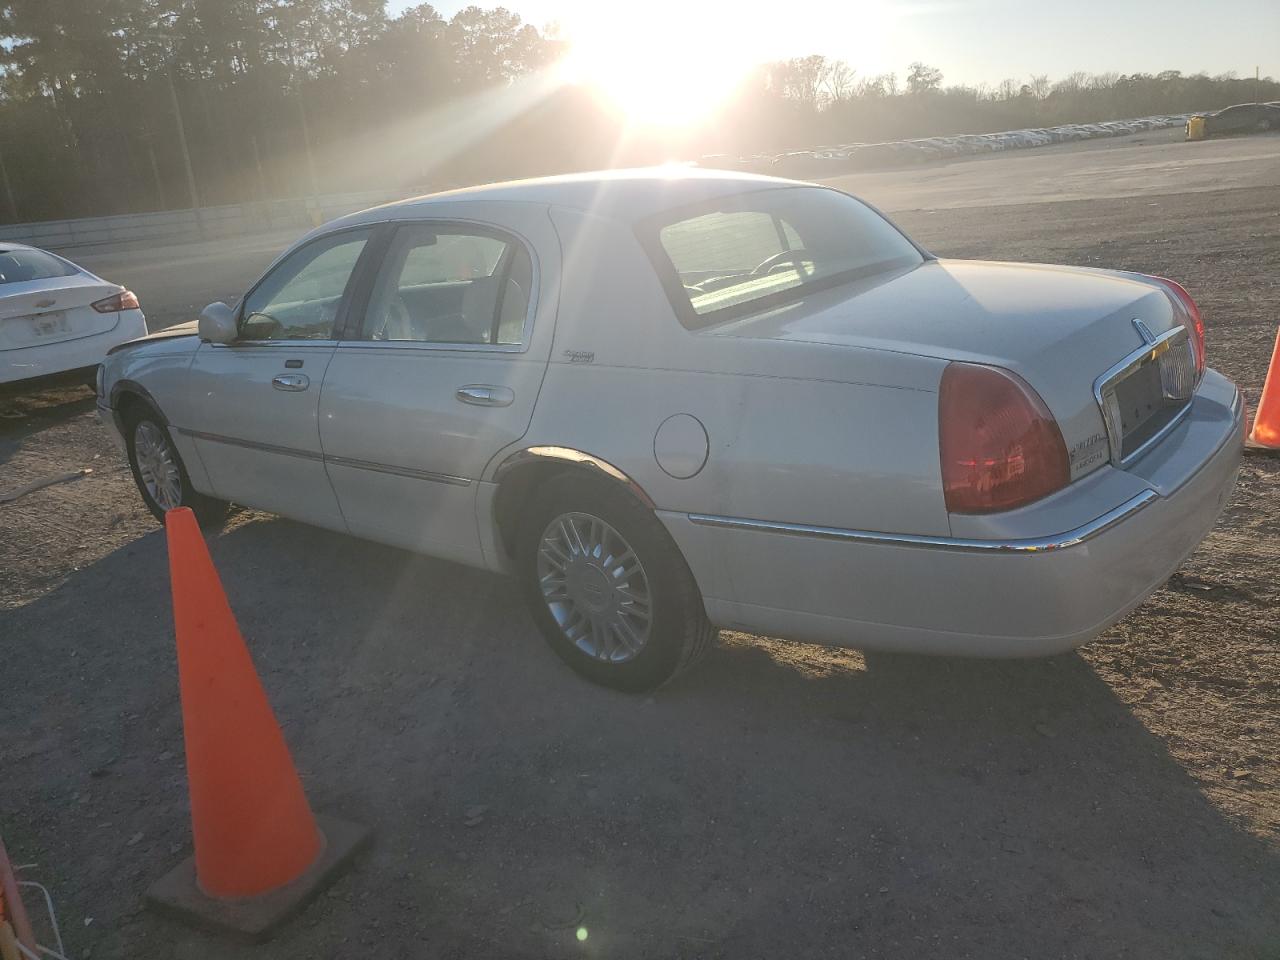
[146,814,370,942]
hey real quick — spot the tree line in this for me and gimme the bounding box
[0,0,1275,225]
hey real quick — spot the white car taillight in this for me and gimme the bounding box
[91,290,140,313]
[1145,275,1205,379]
[939,362,1071,514]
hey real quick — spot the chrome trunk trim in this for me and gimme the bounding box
[1093,325,1196,467]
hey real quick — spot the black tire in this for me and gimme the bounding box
[122,403,227,527]
[517,473,716,692]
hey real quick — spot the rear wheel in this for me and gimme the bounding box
[518,474,715,692]
[123,405,227,526]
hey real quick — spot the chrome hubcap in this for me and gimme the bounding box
[536,512,652,663]
[134,420,183,510]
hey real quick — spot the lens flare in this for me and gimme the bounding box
[557,4,760,128]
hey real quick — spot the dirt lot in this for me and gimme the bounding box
[2,140,1279,960]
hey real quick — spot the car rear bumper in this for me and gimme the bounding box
[667,370,1244,657]
[0,310,147,385]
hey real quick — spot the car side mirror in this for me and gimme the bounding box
[198,302,237,344]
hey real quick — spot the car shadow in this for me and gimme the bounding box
[3,514,1277,960]
[0,382,96,466]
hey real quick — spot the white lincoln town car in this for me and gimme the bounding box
[97,169,1243,690]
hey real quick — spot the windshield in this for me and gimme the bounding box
[647,187,923,328]
[0,248,78,284]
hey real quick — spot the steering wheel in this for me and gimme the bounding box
[750,249,812,276]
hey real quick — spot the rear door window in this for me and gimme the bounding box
[359,223,533,346]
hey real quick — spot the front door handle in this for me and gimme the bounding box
[456,385,514,407]
[272,373,310,392]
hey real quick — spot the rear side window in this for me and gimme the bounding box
[360,223,532,346]
[647,187,923,328]
[0,248,77,284]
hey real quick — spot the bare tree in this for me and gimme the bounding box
[822,59,855,103]
[778,55,827,106]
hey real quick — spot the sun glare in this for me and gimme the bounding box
[559,4,762,128]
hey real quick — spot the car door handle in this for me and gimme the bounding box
[272,374,310,392]
[456,385,514,407]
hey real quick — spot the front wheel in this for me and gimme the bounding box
[518,474,716,692]
[124,407,227,526]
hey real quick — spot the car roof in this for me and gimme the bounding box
[348,166,806,225]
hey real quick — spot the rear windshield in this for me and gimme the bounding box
[0,248,77,284]
[645,187,923,328]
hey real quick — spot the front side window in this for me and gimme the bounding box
[240,229,371,340]
[648,187,923,327]
[0,248,77,284]
[361,223,532,346]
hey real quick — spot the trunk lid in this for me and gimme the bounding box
[0,275,126,350]
[710,259,1186,479]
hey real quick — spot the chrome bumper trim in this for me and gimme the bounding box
[692,382,1241,555]
[689,490,1160,554]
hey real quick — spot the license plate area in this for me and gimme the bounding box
[1114,358,1184,459]
[30,311,68,337]
[1095,325,1196,467]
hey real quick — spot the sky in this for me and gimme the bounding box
[389,0,1280,89]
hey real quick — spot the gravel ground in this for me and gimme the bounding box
[1,157,1278,959]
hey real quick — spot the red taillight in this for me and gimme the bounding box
[1146,275,1205,377]
[91,290,140,313]
[939,362,1071,514]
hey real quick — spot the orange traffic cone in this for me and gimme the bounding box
[1248,326,1280,450]
[0,837,37,959]
[147,508,368,939]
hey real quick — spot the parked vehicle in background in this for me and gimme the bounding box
[96,169,1243,692]
[0,243,146,389]
[1187,102,1280,140]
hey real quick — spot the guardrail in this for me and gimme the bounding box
[0,190,403,253]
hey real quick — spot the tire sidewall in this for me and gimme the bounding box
[518,475,697,692]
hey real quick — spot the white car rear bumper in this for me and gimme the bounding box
[0,309,147,385]
[667,369,1244,657]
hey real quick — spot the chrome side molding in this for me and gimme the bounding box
[688,490,1160,554]
[177,428,472,486]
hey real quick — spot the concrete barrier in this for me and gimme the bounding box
[0,190,403,253]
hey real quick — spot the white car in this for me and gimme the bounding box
[96,170,1243,691]
[0,242,146,388]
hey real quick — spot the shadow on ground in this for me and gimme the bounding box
[3,514,1277,960]
[0,383,96,466]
